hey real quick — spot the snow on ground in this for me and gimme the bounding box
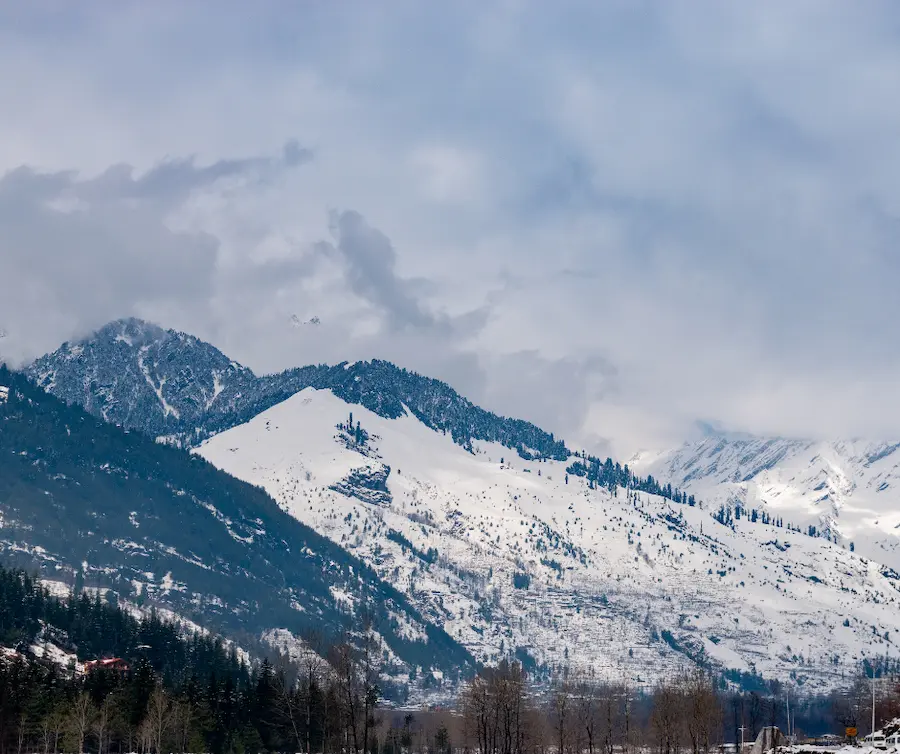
[198,388,900,690]
[789,747,885,754]
[635,437,900,571]
[30,641,80,673]
[117,601,252,667]
[40,579,72,598]
[262,628,316,664]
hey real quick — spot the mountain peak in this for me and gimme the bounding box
[91,317,167,346]
[27,319,255,438]
[27,319,570,460]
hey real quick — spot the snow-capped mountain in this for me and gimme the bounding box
[23,319,900,691]
[26,318,258,442]
[0,366,472,686]
[197,387,900,691]
[27,318,567,458]
[634,435,900,570]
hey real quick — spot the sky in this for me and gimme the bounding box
[2,1,900,456]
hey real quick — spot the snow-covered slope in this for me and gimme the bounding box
[28,319,568,459]
[634,436,900,570]
[198,389,900,690]
[0,367,470,681]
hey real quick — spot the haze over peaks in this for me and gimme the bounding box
[13,318,900,688]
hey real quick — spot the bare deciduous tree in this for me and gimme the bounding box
[16,712,26,754]
[143,686,172,754]
[550,680,573,754]
[748,692,763,739]
[650,680,684,754]
[299,642,327,754]
[683,671,721,754]
[462,660,530,754]
[171,698,196,754]
[575,680,600,754]
[67,692,96,754]
[93,697,114,754]
[332,619,380,754]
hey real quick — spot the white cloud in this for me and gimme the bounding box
[408,144,486,205]
[2,1,900,455]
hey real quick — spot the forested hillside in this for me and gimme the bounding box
[0,563,385,754]
[0,366,472,679]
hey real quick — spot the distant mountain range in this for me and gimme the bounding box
[634,435,900,570]
[8,318,900,691]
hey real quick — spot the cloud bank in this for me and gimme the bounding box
[2,1,900,455]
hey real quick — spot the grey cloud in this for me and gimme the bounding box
[0,166,218,363]
[8,2,900,451]
[477,350,618,442]
[326,209,439,331]
[78,140,311,208]
[282,140,311,167]
[0,143,312,365]
[320,209,494,345]
[236,254,320,291]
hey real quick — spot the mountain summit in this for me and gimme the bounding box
[27,318,568,459]
[27,318,256,443]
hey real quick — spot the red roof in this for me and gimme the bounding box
[84,658,130,672]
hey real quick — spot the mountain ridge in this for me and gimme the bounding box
[195,384,900,690]
[27,318,569,460]
[18,318,900,690]
[635,433,900,569]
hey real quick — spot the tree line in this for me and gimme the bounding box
[0,563,382,754]
[453,660,900,754]
[457,662,724,754]
[565,454,696,507]
[3,561,899,754]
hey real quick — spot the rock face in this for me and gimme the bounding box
[330,464,393,506]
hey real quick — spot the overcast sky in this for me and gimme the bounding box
[2,2,900,455]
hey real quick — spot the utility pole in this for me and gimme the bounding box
[739,726,747,753]
[785,689,791,742]
[871,666,877,739]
